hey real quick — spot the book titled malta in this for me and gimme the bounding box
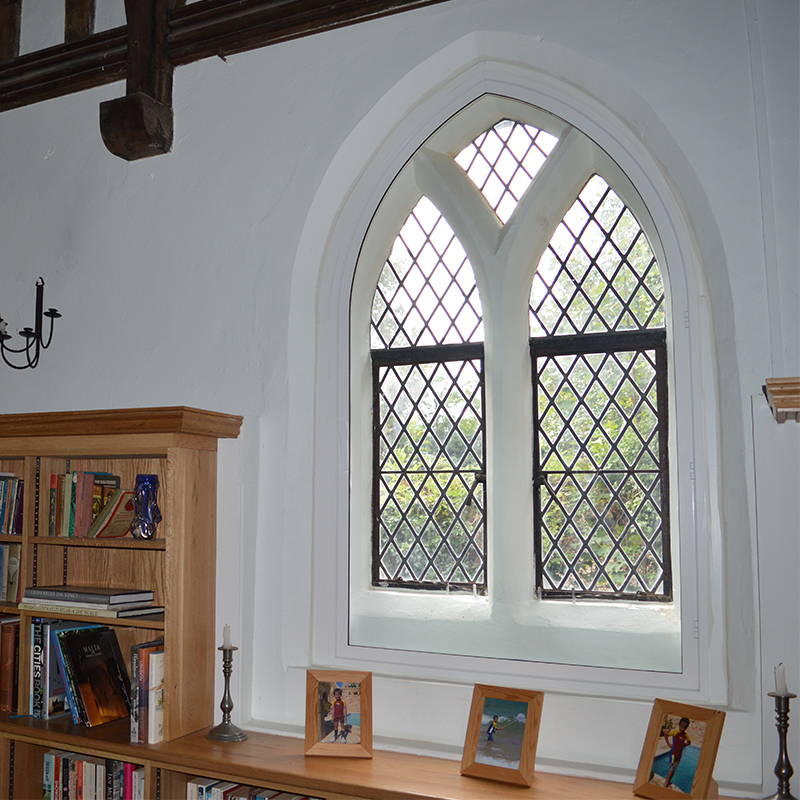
[23,586,154,605]
[59,627,131,726]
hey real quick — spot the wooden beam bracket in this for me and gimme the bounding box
[99,91,173,160]
[99,0,175,160]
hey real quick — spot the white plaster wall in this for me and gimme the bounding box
[0,1,796,795]
[752,394,800,796]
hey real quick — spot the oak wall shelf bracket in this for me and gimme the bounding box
[764,377,800,424]
[0,0,451,161]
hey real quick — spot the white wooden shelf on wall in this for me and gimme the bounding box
[764,377,800,423]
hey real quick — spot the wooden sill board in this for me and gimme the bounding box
[154,728,747,800]
[0,719,742,800]
[149,729,643,799]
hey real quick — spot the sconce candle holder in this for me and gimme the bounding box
[0,278,61,370]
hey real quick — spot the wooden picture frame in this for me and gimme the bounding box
[633,698,726,799]
[304,669,373,758]
[460,683,544,786]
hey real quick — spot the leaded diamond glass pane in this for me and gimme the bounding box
[534,343,669,598]
[456,119,559,224]
[374,356,486,591]
[530,175,665,337]
[371,198,483,349]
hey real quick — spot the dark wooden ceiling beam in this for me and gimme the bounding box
[167,0,449,63]
[0,27,126,111]
[0,0,21,64]
[0,0,450,114]
[65,0,96,42]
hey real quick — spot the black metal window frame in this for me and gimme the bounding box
[371,341,487,593]
[531,328,671,601]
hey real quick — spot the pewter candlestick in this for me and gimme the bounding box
[764,692,797,800]
[206,645,248,742]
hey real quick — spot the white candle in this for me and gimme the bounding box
[223,624,231,649]
[775,663,789,696]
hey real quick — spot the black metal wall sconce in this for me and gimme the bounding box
[0,278,61,370]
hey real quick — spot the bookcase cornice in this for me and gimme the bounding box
[0,406,243,441]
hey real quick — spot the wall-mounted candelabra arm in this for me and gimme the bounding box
[0,278,61,370]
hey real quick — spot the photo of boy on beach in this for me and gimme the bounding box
[475,696,528,770]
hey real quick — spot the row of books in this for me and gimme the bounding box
[31,620,131,727]
[21,584,164,620]
[187,779,322,800]
[130,636,164,744]
[0,474,23,536]
[30,615,166,742]
[47,471,132,538]
[44,750,144,800]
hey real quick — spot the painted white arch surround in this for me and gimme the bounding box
[299,32,726,703]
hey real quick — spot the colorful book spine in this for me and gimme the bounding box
[52,752,61,800]
[130,645,140,743]
[6,542,21,602]
[58,474,69,537]
[124,761,134,800]
[68,471,77,537]
[31,618,44,718]
[43,750,57,800]
[48,474,58,537]
[0,479,8,536]
[148,649,165,744]
[5,478,19,535]
[10,480,23,535]
[50,627,88,724]
[0,544,9,601]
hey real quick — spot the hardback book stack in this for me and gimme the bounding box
[0,474,23,536]
[43,750,144,800]
[20,585,164,620]
[46,471,133,538]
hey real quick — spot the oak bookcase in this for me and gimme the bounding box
[0,406,242,798]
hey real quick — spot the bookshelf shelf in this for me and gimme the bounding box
[32,537,167,550]
[23,612,166,630]
[0,406,242,799]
